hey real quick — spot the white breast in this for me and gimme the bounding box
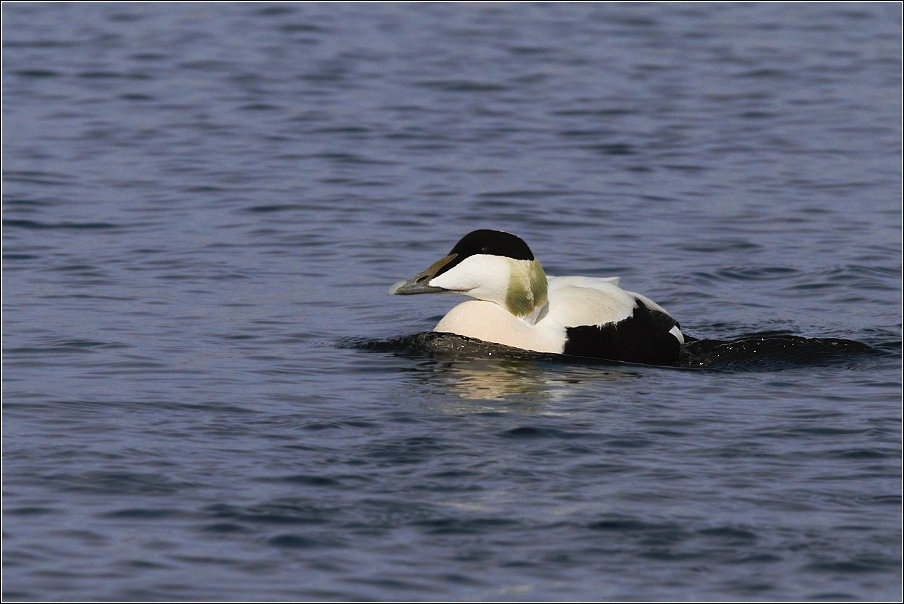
[434,300,565,353]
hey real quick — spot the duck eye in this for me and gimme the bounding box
[481,246,489,253]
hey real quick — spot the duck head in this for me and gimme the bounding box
[389,229,549,322]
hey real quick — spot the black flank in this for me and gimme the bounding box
[563,298,681,365]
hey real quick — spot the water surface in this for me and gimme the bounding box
[3,3,901,601]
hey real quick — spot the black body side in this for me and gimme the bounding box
[563,298,682,365]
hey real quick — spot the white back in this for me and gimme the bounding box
[546,276,636,327]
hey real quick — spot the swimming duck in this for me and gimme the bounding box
[389,229,686,365]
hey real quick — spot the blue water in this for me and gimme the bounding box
[2,3,901,600]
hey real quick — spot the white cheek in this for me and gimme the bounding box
[430,255,511,300]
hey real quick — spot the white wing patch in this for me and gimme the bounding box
[669,325,685,345]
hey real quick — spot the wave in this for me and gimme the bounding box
[344,331,893,371]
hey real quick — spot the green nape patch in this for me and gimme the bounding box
[506,260,548,317]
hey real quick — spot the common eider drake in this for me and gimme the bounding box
[389,229,686,365]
